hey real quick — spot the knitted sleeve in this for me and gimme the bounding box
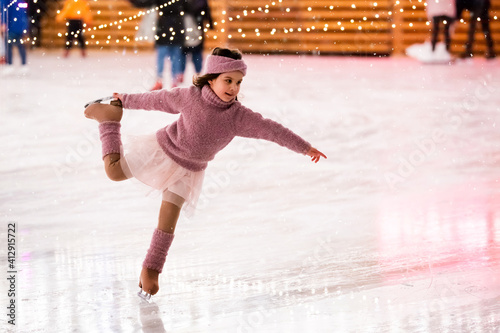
[234,106,311,155]
[121,88,195,114]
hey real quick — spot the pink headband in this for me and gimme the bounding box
[204,55,247,76]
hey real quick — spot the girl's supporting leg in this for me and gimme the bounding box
[139,193,184,295]
[157,196,183,233]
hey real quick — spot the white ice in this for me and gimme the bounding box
[1,49,500,332]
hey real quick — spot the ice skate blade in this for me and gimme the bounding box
[137,289,152,303]
[84,96,114,108]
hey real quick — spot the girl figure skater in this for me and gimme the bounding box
[84,47,326,297]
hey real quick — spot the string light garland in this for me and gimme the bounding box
[3,0,499,47]
[47,0,500,47]
[3,0,19,10]
[218,1,392,40]
[56,0,392,45]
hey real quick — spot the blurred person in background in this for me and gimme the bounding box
[28,0,47,48]
[427,0,456,54]
[0,15,4,64]
[181,0,213,77]
[56,0,92,58]
[0,0,29,75]
[456,0,495,59]
[150,0,186,90]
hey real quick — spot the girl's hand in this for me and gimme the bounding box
[112,92,123,102]
[307,147,327,163]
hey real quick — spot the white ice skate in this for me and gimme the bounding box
[137,289,152,303]
[84,96,115,108]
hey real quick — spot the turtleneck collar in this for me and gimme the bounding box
[201,85,236,109]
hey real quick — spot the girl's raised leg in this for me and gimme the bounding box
[103,153,128,181]
[84,99,122,123]
[84,100,128,181]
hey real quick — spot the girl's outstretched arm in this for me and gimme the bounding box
[113,89,185,114]
[307,147,327,163]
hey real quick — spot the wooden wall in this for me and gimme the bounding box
[40,0,500,56]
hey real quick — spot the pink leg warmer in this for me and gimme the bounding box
[143,228,175,273]
[98,121,121,159]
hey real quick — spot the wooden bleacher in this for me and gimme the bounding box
[40,0,500,56]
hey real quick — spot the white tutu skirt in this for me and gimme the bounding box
[120,133,205,216]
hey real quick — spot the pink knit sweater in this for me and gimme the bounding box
[121,85,311,172]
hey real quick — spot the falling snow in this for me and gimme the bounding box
[1,49,499,332]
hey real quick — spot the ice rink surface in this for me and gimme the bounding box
[1,49,500,332]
